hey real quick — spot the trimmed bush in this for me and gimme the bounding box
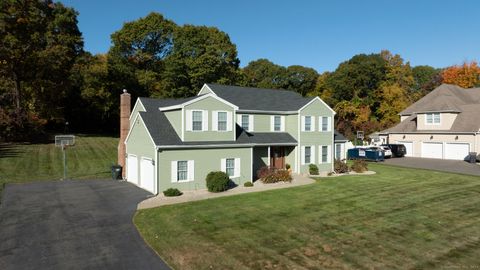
[309,164,319,175]
[334,159,349,174]
[163,188,182,197]
[261,169,292,184]
[206,171,230,192]
[351,159,368,173]
[244,181,254,187]
[285,163,291,170]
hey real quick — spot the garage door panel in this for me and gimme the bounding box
[127,155,138,184]
[445,143,469,160]
[140,158,155,194]
[422,142,443,159]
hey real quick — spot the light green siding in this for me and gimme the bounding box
[299,99,334,174]
[250,114,271,132]
[183,96,235,141]
[252,147,268,179]
[164,110,182,138]
[285,146,296,170]
[286,114,299,139]
[158,147,252,191]
[125,116,156,181]
[130,101,145,128]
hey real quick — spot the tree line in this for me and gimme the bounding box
[1,1,479,141]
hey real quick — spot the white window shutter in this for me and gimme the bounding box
[171,161,177,182]
[301,116,305,131]
[311,116,316,131]
[318,117,322,132]
[301,146,305,165]
[327,145,332,163]
[186,110,192,131]
[234,158,240,177]
[249,115,254,131]
[319,146,323,164]
[281,116,285,131]
[202,110,208,131]
[221,158,226,172]
[212,111,218,131]
[226,111,232,131]
[311,145,315,164]
[270,116,274,131]
[187,160,194,181]
[327,117,332,131]
[237,114,242,125]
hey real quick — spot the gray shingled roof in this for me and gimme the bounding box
[334,130,348,142]
[384,84,480,133]
[205,83,314,111]
[138,99,298,147]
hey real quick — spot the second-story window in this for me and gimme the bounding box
[218,112,227,131]
[241,115,249,130]
[192,111,203,131]
[426,113,440,124]
[305,116,312,131]
[274,116,281,131]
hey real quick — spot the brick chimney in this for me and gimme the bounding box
[118,89,131,178]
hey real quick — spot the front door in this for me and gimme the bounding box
[270,147,285,169]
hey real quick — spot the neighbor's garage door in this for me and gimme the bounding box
[445,143,469,160]
[422,142,443,159]
[140,157,155,194]
[127,154,138,184]
[397,141,413,157]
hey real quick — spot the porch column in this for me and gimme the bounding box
[267,146,271,167]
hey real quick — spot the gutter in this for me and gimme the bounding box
[156,142,298,150]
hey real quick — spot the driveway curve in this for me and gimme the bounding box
[0,180,170,270]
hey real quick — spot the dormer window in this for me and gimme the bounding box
[217,112,227,131]
[192,111,203,131]
[426,113,440,125]
[212,111,232,131]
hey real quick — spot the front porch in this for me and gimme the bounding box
[252,145,296,180]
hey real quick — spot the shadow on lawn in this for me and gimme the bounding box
[0,144,25,159]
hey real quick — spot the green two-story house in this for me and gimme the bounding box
[123,83,335,194]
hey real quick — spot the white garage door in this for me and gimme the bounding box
[140,157,155,194]
[445,143,469,160]
[397,141,413,157]
[422,142,443,159]
[127,154,138,184]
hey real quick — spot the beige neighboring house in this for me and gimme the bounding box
[382,84,480,160]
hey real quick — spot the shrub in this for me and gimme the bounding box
[257,166,276,179]
[351,159,368,173]
[334,159,349,174]
[244,181,254,187]
[309,164,319,175]
[261,169,292,184]
[285,163,291,170]
[163,188,182,197]
[206,171,230,192]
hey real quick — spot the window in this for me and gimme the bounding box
[171,160,194,182]
[322,145,328,163]
[305,116,311,131]
[221,158,240,177]
[305,146,311,164]
[321,116,328,131]
[217,112,227,131]
[177,161,188,181]
[192,111,203,131]
[335,144,341,160]
[426,113,440,124]
[226,158,235,177]
[241,115,249,130]
[274,116,281,131]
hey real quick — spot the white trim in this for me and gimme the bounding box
[250,147,253,182]
[129,99,145,120]
[297,113,300,173]
[157,143,297,149]
[154,150,158,194]
[124,113,156,147]
[181,108,185,140]
[159,93,238,111]
[298,96,336,115]
[267,146,271,166]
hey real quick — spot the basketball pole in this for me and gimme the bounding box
[63,144,67,180]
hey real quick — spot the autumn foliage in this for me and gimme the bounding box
[441,61,480,88]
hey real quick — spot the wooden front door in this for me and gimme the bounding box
[270,147,285,169]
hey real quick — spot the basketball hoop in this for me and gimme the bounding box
[55,135,75,180]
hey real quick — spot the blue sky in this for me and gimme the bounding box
[61,0,479,72]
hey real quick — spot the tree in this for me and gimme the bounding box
[441,61,480,88]
[0,0,83,140]
[412,65,441,93]
[241,59,287,89]
[284,65,318,96]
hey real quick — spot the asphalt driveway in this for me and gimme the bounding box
[384,157,480,176]
[0,180,170,270]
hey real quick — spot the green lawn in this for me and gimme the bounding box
[135,164,480,270]
[0,135,118,185]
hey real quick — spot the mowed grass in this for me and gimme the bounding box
[0,135,118,183]
[135,164,480,270]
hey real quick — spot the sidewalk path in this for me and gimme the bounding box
[137,174,315,209]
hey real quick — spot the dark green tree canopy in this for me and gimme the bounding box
[284,65,318,96]
[241,59,287,89]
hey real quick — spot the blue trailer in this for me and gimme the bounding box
[347,148,385,162]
